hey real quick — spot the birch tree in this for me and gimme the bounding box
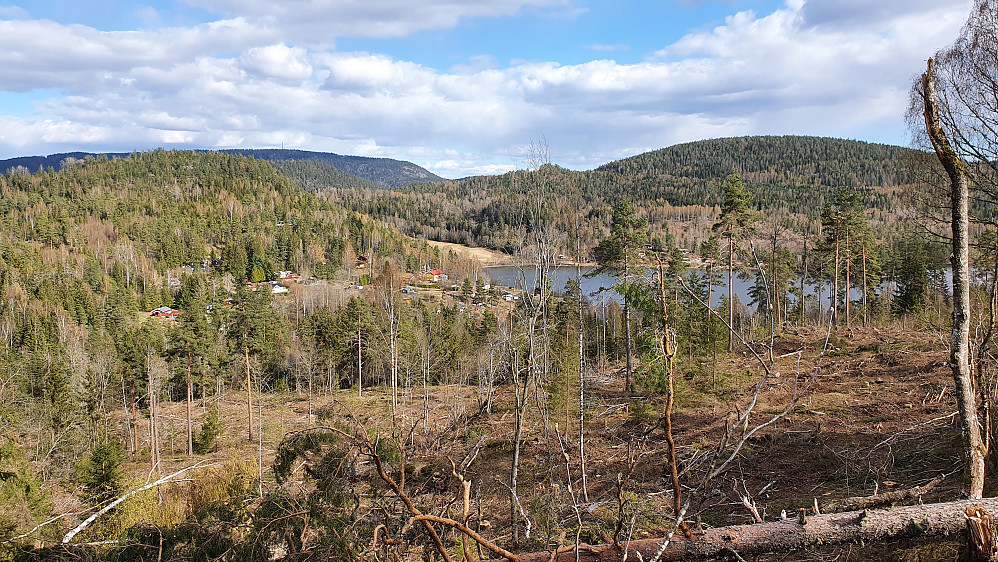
[909,0,998,497]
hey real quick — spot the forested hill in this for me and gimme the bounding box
[600,136,914,188]
[593,135,920,210]
[221,148,445,187]
[269,159,384,191]
[0,152,133,173]
[317,135,923,254]
[0,149,417,319]
[0,148,444,189]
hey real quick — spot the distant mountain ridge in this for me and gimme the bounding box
[0,152,133,173]
[0,148,445,188]
[219,149,445,188]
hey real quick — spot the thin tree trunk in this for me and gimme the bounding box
[129,387,138,454]
[576,224,588,502]
[186,351,193,456]
[727,234,734,352]
[357,323,363,398]
[245,346,253,442]
[862,242,869,327]
[148,351,158,472]
[801,229,808,326]
[771,230,778,335]
[845,231,851,329]
[623,249,633,392]
[832,237,840,328]
[658,262,683,528]
[922,57,985,498]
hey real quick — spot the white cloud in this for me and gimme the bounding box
[0,5,29,18]
[241,44,313,82]
[0,0,978,177]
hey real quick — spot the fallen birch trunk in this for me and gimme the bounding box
[63,461,214,544]
[493,496,995,562]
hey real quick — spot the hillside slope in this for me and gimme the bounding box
[317,135,922,253]
[221,148,445,187]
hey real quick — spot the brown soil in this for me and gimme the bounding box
[66,326,967,559]
[425,239,516,266]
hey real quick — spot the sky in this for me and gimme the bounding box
[0,0,975,178]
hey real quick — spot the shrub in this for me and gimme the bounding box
[194,405,223,455]
[77,438,126,504]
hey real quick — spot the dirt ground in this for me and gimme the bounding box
[425,239,516,266]
[79,326,969,560]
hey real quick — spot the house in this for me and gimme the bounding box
[151,306,180,319]
[270,282,289,294]
[426,269,444,283]
[401,286,418,296]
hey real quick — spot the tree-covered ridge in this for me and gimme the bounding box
[599,135,916,188]
[221,148,445,188]
[0,152,133,174]
[0,148,445,190]
[0,150,353,277]
[315,136,918,255]
[271,159,384,192]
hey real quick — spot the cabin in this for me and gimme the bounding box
[150,306,180,319]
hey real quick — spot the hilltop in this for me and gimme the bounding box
[0,148,444,189]
[316,135,923,254]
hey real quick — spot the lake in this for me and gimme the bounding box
[483,265,875,311]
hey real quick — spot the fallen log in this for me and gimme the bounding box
[821,474,944,513]
[490,496,997,561]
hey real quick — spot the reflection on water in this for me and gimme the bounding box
[483,265,876,311]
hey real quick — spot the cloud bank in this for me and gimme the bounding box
[0,0,974,177]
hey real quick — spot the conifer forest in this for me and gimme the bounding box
[5,2,998,561]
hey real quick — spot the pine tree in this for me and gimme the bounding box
[591,200,648,393]
[711,172,754,351]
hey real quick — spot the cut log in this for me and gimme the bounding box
[490,497,998,562]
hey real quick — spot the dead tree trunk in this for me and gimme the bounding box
[185,351,193,456]
[245,345,253,442]
[495,497,998,562]
[922,57,985,498]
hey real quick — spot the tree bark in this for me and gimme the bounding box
[245,345,253,442]
[862,242,869,327]
[845,232,851,329]
[727,234,734,352]
[922,57,986,498]
[832,236,840,328]
[623,248,633,392]
[494,497,998,562]
[186,351,193,456]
